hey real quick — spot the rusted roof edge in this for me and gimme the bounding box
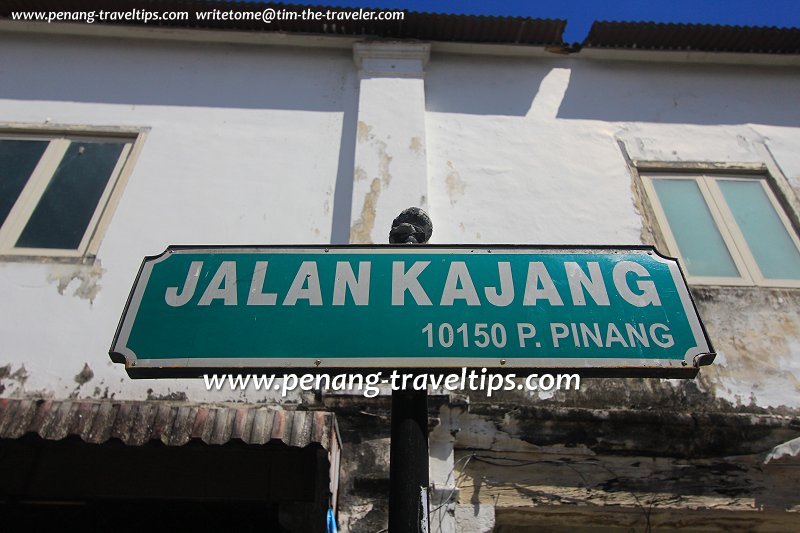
[0,398,337,449]
[584,20,800,55]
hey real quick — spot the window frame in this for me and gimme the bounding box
[0,125,146,262]
[641,171,800,288]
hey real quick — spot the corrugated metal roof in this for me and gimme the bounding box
[0,0,566,45]
[584,21,800,54]
[0,398,337,449]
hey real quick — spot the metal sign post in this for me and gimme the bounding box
[389,389,429,532]
[387,208,433,533]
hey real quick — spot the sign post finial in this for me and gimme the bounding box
[389,207,433,244]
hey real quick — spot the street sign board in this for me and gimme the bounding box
[110,245,714,377]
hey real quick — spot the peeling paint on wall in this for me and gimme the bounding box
[693,287,800,409]
[357,120,372,144]
[350,178,382,244]
[47,260,105,304]
[349,117,398,244]
[354,165,368,182]
[0,364,28,396]
[455,448,800,519]
[445,161,466,205]
[92,385,116,400]
[376,138,393,187]
[147,390,189,401]
[439,404,542,453]
[9,365,28,386]
[0,364,9,395]
[74,363,94,385]
[409,136,424,156]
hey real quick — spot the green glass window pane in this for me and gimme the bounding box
[718,179,800,280]
[16,140,125,250]
[0,139,48,227]
[652,179,740,278]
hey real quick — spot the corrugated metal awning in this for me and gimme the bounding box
[584,21,800,54]
[0,398,338,449]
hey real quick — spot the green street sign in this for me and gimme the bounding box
[110,245,714,378]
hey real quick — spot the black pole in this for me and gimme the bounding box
[388,207,433,533]
[389,390,429,532]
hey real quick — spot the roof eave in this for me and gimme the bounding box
[2,20,799,67]
[579,46,800,67]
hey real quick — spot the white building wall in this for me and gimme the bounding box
[1,30,800,412]
[424,53,800,411]
[0,32,358,401]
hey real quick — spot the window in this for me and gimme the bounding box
[642,173,800,287]
[0,131,140,259]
